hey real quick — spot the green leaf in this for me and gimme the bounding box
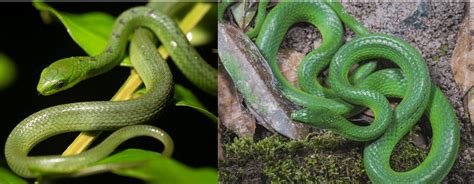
[90,149,217,184]
[120,57,132,67]
[0,167,28,184]
[147,1,194,17]
[187,21,214,46]
[33,1,115,56]
[132,84,217,122]
[0,53,16,90]
[174,84,217,123]
[230,2,257,31]
[188,3,216,46]
[32,1,214,68]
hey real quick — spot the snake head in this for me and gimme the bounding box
[37,57,85,96]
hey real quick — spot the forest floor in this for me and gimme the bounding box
[219,2,472,183]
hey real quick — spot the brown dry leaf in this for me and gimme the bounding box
[277,49,305,86]
[451,5,474,123]
[411,126,428,149]
[450,12,474,95]
[363,102,398,118]
[218,64,256,138]
[363,109,374,118]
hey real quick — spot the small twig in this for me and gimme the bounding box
[62,70,141,155]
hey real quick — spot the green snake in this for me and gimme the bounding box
[5,6,215,178]
[219,1,459,183]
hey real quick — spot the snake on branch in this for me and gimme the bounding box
[5,6,217,178]
[219,1,459,183]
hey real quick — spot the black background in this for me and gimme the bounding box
[0,2,217,183]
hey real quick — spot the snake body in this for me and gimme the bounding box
[220,1,460,183]
[5,6,214,178]
[256,1,396,141]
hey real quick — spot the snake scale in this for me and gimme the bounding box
[219,1,459,183]
[5,6,216,178]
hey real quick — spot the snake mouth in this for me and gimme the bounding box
[37,79,58,96]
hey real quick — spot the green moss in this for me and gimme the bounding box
[440,44,448,55]
[220,131,428,183]
[430,44,449,63]
[390,131,428,171]
[220,132,367,182]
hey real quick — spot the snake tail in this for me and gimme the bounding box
[364,85,460,183]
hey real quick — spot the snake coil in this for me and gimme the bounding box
[220,1,459,183]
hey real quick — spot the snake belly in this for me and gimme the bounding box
[3,7,193,178]
[222,1,460,183]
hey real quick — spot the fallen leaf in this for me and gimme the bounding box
[277,49,305,86]
[450,14,474,94]
[218,63,257,138]
[218,22,310,140]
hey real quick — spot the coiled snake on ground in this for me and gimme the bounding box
[219,1,459,183]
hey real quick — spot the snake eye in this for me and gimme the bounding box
[54,80,65,89]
